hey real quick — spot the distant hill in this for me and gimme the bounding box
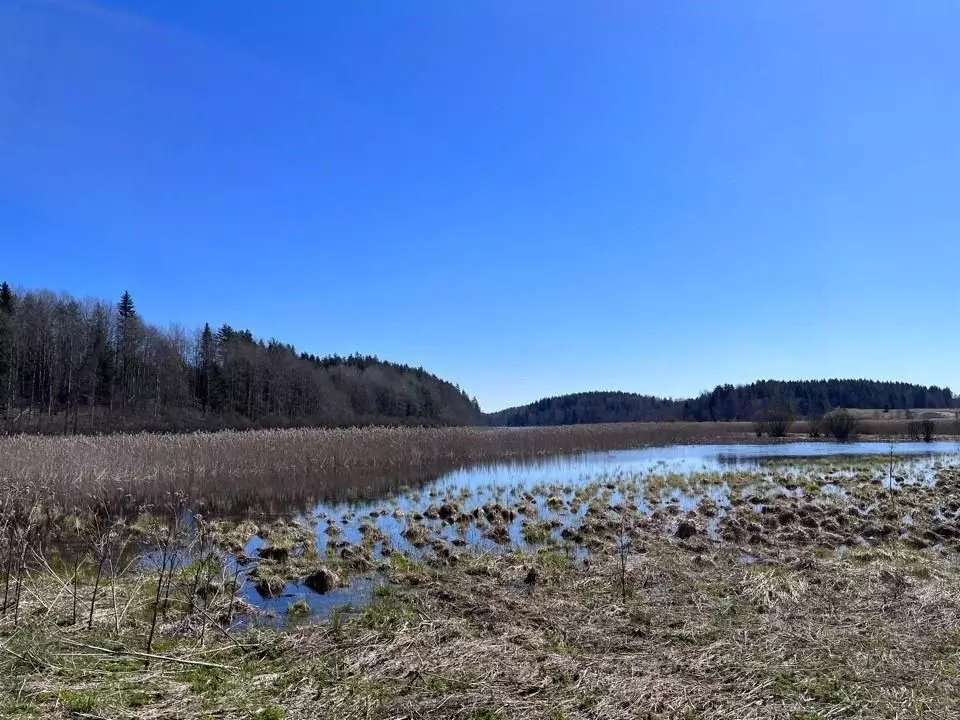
[487,380,955,426]
[0,283,482,433]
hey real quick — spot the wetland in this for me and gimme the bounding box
[2,428,960,718]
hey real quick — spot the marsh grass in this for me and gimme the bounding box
[2,466,960,717]
[15,537,941,720]
[0,490,242,719]
[0,423,760,514]
[3,429,960,717]
[0,421,953,516]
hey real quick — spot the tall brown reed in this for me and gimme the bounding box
[0,423,757,514]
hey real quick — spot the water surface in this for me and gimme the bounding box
[243,440,960,620]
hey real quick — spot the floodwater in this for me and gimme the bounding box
[240,441,960,621]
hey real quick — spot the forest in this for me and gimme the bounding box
[2,281,954,435]
[0,283,482,433]
[488,380,956,427]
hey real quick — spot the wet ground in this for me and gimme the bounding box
[217,441,960,621]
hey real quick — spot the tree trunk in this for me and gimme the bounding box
[63,364,71,434]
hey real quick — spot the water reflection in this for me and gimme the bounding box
[237,440,960,621]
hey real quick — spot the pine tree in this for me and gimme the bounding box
[117,290,135,322]
[198,323,215,414]
[215,324,234,346]
[116,291,138,413]
[0,282,12,412]
[0,282,14,315]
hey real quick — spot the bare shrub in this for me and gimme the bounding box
[822,409,858,441]
[807,413,823,439]
[754,407,794,438]
[907,420,922,441]
[905,419,935,442]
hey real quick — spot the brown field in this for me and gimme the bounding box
[849,407,960,420]
[799,416,959,437]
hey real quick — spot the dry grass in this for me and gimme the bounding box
[286,540,960,719]
[3,448,960,718]
[1,420,956,513]
[0,423,757,513]
[799,416,959,439]
[4,537,958,719]
[3,425,960,718]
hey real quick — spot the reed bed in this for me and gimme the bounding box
[0,419,955,515]
[0,423,757,514]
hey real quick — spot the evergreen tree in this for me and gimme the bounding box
[489,379,959,426]
[0,282,14,315]
[0,283,12,411]
[197,323,215,414]
[115,291,138,412]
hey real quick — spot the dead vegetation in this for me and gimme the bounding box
[4,534,958,719]
[3,437,960,718]
[0,423,758,513]
[0,421,953,515]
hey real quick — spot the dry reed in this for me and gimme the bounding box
[0,423,757,514]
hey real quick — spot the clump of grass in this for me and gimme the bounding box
[521,521,552,545]
[59,689,97,714]
[253,706,286,720]
[738,565,809,608]
[401,522,431,547]
[286,598,311,618]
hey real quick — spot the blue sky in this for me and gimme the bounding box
[2,0,959,411]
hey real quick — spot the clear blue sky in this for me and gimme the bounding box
[2,0,958,411]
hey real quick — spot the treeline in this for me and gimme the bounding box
[488,392,680,427]
[0,283,482,434]
[489,380,955,426]
[683,379,953,422]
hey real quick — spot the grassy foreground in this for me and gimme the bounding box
[2,532,958,719]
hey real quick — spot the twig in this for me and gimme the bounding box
[58,638,236,670]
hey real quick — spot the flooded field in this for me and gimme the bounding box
[228,441,960,620]
[5,438,960,718]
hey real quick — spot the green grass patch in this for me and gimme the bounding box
[59,689,97,714]
[356,593,417,633]
[467,709,502,720]
[390,551,424,573]
[286,598,311,618]
[184,666,225,695]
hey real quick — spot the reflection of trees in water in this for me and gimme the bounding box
[715,454,768,469]
[206,461,458,517]
[203,453,600,517]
